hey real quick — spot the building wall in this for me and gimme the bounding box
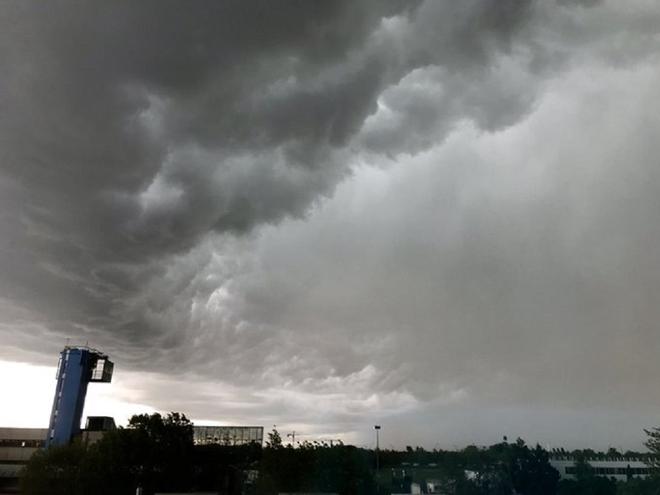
[549,458,650,481]
[193,425,263,446]
[0,428,47,487]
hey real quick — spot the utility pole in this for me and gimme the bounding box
[374,425,381,492]
[287,431,296,446]
[374,425,380,475]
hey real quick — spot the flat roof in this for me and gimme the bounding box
[0,428,47,441]
[193,425,263,429]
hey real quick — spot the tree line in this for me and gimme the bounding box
[20,413,660,494]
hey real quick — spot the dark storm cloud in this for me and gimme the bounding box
[0,0,542,358]
[0,0,542,263]
[2,0,413,259]
[1,0,418,356]
[183,56,660,448]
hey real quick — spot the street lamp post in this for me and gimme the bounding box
[374,425,381,493]
[374,425,380,471]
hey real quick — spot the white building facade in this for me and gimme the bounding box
[549,457,650,482]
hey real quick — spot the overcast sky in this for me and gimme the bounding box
[2,0,660,450]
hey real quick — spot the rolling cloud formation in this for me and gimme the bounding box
[2,0,660,447]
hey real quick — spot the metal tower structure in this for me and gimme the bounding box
[45,346,114,447]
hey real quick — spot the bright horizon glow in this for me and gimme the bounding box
[0,360,54,428]
[0,359,156,429]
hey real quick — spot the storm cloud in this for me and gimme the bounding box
[2,0,660,448]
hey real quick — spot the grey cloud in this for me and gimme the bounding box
[357,0,660,157]
[230,59,660,411]
[557,0,602,7]
[357,60,539,155]
[0,0,417,354]
[2,1,411,260]
[0,0,542,354]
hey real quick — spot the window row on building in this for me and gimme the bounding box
[193,426,264,446]
[564,466,650,476]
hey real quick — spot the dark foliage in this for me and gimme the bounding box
[258,440,375,495]
[20,420,660,495]
[194,443,261,494]
[556,456,617,495]
[22,412,195,495]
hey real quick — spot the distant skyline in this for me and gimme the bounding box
[2,0,660,451]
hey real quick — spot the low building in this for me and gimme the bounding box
[0,417,116,492]
[549,456,650,481]
[80,416,116,444]
[193,425,263,446]
[0,428,47,492]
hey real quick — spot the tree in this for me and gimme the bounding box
[556,456,616,495]
[464,439,559,495]
[508,441,559,495]
[617,477,660,495]
[646,427,660,475]
[193,443,262,494]
[258,442,375,495]
[265,427,282,449]
[123,412,195,493]
[22,412,195,495]
[21,441,89,495]
[638,428,660,494]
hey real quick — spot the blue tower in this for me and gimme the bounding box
[46,346,114,447]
